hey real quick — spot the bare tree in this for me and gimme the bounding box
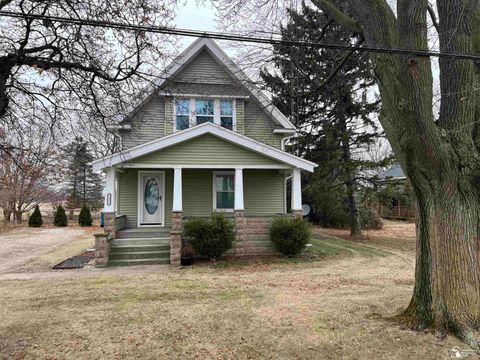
[0,122,58,222]
[0,0,178,155]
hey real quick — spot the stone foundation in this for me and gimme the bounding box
[94,233,112,267]
[103,212,126,239]
[234,210,246,256]
[170,211,183,265]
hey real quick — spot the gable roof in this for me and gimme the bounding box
[156,37,296,130]
[92,122,316,172]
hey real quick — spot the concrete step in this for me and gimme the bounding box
[108,258,170,266]
[110,250,170,260]
[111,237,170,246]
[110,244,170,253]
[116,229,171,239]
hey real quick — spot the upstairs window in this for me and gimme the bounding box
[175,99,190,131]
[174,98,236,131]
[195,99,214,124]
[220,100,233,130]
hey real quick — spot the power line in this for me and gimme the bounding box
[1,10,480,61]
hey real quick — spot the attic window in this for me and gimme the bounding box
[174,98,236,132]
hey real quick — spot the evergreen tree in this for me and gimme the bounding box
[65,137,103,210]
[261,2,384,235]
[78,205,93,227]
[28,205,43,227]
[54,205,68,227]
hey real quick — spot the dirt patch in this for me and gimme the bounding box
[0,227,95,274]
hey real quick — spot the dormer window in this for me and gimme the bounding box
[174,98,236,131]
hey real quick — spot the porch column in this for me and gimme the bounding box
[234,168,246,257]
[103,168,117,233]
[172,167,183,212]
[170,167,183,265]
[291,168,303,217]
[103,167,117,213]
[234,168,244,210]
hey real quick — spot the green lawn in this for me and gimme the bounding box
[0,233,466,359]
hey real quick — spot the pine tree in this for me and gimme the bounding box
[65,137,103,210]
[54,205,68,227]
[78,205,93,227]
[261,3,384,235]
[28,205,43,227]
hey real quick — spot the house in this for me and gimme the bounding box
[91,38,317,266]
[377,165,415,220]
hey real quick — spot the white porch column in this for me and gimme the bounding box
[104,167,117,213]
[172,167,183,212]
[234,168,244,210]
[291,168,302,211]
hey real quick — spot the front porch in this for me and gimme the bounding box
[98,166,304,266]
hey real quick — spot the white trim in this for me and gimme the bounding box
[273,129,297,134]
[155,38,295,130]
[92,122,316,172]
[104,168,117,213]
[159,91,250,99]
[119,163,292,169]
[137,171,165,227]
[213,171,235,212]
[172,168,183,212]
[291,168,302,211]
[107,124,132,130]
[234,168,244,210]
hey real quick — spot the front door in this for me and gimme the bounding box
[140,173,163,226]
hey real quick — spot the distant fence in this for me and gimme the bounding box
[378,204,415,221]
[1,208,101,224]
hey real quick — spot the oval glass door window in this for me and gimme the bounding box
[144,178,159,215]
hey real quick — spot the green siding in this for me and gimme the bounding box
[183,170,213,216]
[118,169,173,228]
[172,49,232,84]
[118,169,286,227]
[244,170,285,216]
[120,49,287,150]
[244,99,284,148]
[133,134,287,166]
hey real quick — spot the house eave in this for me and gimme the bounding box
[92,122,316,173]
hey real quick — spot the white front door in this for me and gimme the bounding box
[139,173,164,225]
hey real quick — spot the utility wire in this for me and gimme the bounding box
[2,10,480,61]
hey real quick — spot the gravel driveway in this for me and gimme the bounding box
[0,227,89,274]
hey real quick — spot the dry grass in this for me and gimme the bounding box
[0,223,470,359]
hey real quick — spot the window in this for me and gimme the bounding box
[214,172,235,210]
[220,100,233,130]
[195,99,214,124]
[175,99,190,131]
[174,98,236,131]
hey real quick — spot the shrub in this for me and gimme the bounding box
[360,207,383,230]
[183,212,234,259]
[28,205,43,227]
[54,205,68,227]
[78,206,93,227]
[269,217,311,256]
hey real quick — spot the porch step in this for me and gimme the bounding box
[111,237,170,247]
[108,235,170,266]
[110,250,170,261]
[108,258,170,266]
[116,228,171,239]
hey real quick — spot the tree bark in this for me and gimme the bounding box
[314,0,480,348]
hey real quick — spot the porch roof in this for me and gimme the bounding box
[92,122,316,172]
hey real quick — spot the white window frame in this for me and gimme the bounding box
[212,171,235,212]
[194,99,215,125]
[173,98,236,132]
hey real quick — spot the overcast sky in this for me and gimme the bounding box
[175,1,218,50]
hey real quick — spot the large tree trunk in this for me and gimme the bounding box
[314,0,480,348]
[405,182,480,345]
